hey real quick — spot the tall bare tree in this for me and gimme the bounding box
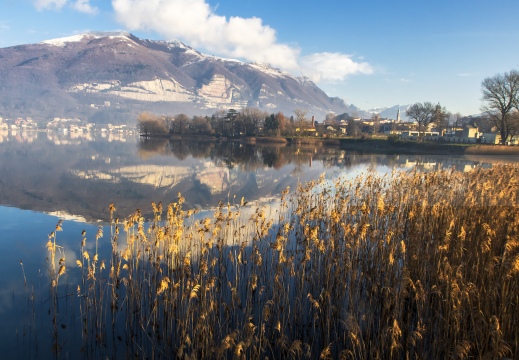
[294,108,309,137]
[294,108,308,123]
[241,107,268,136]
[481,70,519,144]
[211,109,227,136]
[433,103,450,135]
[406,102,436,138]
[347,118,360,138]
[173,113,190,135]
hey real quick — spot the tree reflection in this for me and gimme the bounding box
[137,139,169,159]
[136,139,482,176]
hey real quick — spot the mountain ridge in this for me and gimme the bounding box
[0,32,374,123]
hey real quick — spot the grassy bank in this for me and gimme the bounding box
[465,144,519,155]
[44,165,519,359]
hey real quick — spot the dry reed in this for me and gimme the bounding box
[41,165,519,359]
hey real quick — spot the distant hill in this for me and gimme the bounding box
[0,32,367,123]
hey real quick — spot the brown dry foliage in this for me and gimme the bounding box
[50,166,519,359]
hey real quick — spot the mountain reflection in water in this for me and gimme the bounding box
[2,130,519,359]
[0,131,513,222]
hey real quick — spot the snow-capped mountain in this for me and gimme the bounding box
[0,32,361,122]
[370,105,411,121]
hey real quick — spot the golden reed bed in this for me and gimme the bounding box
[44,165,519,359]
[465,144,519,155]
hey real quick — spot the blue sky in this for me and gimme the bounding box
[1,0,519,115]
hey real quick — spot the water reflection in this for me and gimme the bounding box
[0,132,516,223]
[1,132,518,358]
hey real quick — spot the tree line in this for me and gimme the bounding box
[138,106,395,139]
[138,108,354,138]
[138,108,290,137]
[139,69,519,144]
[404,69,519,144]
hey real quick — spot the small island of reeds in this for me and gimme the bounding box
[42,165,519,359]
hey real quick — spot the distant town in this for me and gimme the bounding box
[0,115,138,144]
[136,107,515,145]
[1,107,515,146]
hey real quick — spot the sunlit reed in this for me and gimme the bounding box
[42,165,519,359]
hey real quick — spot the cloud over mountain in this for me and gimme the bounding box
[31,0,373,82]
[110,0,372,82]
[301,52,373,82]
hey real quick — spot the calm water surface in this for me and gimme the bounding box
[0,130,516,358]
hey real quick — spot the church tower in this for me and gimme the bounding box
[396,107,401,122]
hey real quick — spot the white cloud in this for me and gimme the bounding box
[73,0,98,14]
[34,0,68,10]
[34,0,98,14]
[111,0,300,71]
[300,52,373,82]
[111,0,372,81]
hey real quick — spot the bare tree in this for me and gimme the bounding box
[137,112,167,135]
[371,114,381,135]
[347,118,360,138]
[164,115,174,132]
[241,107,268,136]
[450,112,463,128]
[433,103,450,135]
[294,108,308,123]
[294,109,309,136]
[173,113,190,135]
[481,70,519,144]
[211,109,227,136]
[506,111,519,143]
[406,102,436,138]
[190,116,213,135]
[275,112,287,135]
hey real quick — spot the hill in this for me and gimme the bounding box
[0,32,366,123]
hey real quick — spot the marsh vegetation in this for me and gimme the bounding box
[40,164,519,359]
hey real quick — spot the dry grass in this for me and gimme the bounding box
[465,144,519,155]
[44,165,519,359]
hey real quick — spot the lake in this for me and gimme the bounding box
[0,130,517,358]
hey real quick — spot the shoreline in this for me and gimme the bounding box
[141,134,519,155]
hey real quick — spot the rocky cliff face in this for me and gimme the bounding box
[0,32,360,122]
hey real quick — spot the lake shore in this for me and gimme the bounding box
[336,139,519,155]
[143,134,519,156]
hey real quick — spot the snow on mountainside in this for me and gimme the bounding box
[379,105,411,121]
[368,107,389,114]
[0,32,363,122]
[369,105,411,121]
[40,34,87,47]
[40,31,135,47]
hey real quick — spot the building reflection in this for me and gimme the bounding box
[0,134,514,223]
